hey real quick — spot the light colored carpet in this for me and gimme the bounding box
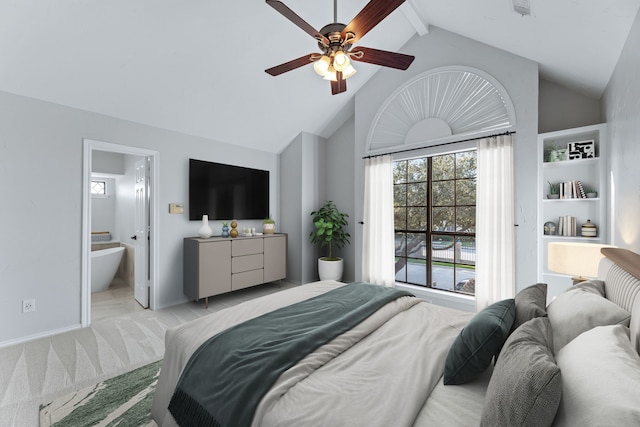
[0,281,296,426]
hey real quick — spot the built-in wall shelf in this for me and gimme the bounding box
[537,123,608,300]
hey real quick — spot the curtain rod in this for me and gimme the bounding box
[362,130,516,159]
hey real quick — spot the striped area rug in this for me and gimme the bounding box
[39,360,161,426]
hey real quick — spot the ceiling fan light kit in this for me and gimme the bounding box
[265,0,415,95]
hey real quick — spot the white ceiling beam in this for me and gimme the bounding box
[400,0,429,36]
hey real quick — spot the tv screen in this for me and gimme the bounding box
[189,159,269,221]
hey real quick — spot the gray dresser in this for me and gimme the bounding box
[183,233,287,307]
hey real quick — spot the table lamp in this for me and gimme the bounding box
[548,242,615,284]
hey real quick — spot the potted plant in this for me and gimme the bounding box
[263,216,276,234]
[309,201,351,281]
[547,181,560,199]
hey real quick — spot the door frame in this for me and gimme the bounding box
[81,139,160,327]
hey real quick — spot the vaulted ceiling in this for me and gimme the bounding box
[1,0,638,154]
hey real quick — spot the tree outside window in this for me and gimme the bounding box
[394,150,476,295]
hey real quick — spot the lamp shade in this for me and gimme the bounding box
[548,242,615,279]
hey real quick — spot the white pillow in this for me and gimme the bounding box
[554,325,640,426]
[547,289,630,352]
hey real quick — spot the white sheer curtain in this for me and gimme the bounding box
[362,155,396,286]
[475,134,515,310]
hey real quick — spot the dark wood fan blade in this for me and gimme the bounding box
[331,72,347,95]
[266,0,329,45]
[341,0,405,45]
[350,47,414,70]
[265,54,316,76]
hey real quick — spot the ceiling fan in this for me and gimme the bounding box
[265,0,415,95]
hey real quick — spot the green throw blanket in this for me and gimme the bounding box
[168,282,413,427]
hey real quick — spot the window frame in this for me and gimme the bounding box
[90,179,109,198]
[393,145,477,296]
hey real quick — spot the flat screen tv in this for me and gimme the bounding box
[189,159,269,221]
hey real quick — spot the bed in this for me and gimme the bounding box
[151,248,640,426]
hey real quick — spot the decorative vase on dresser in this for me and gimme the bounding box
[229,220,239,238]
[199,215,212,238]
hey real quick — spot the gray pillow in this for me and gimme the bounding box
[480,317,561,427]
[554,325,640,426]
[444,299,515,385]
[565,279,605,296]
[512,283,547,331]
[547,288,631,352]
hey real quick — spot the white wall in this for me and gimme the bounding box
[603,9,640,251]
[0,90,279,346]
[348,27,540,293]
[539,79,601,133]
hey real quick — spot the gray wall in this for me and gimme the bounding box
[326,117,356,282]
[280,132,327,284]
[603,8,640,251]
[92,151,124,175]
[0,90,279,345]
[348,27,540,293]
[539,79,601,133]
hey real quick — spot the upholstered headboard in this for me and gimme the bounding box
[598,248,640,355]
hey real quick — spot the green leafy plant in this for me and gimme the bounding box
[222,221,229,226]
[263,216,275,224]
[548,181,559,195]
[309,201,350,261]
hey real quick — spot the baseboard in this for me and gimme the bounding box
[0,324,82,349]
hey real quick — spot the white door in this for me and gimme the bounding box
[133,157,149,308]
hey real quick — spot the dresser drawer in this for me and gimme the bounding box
[232,253,263,273]
[232,269,263,291]
[232,239,263,256]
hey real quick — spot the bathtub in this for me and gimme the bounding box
[91,246,125,293]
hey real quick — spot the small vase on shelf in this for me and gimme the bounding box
[581,219,597,237]
[198,215,212,238]
[221,222,229,238]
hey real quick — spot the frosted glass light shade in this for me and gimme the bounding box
[333,51,350,72]
[342,64,356,79]
[313,55,331,76]
[323,66,338,81]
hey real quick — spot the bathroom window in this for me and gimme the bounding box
[91,180,106,195]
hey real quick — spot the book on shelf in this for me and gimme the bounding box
[557,215,577,236]
[559,180,587,199]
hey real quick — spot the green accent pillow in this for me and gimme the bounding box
[444,298,516,385]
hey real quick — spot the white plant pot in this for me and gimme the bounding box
[263,223,275,234]
[318,257,344,281]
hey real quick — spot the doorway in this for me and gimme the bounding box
[81,139,159,327]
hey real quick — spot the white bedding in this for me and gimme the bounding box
[151,281,475,426]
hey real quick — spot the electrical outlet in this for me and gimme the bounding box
[22,299,35,313]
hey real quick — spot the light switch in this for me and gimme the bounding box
[169,203,184,214]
